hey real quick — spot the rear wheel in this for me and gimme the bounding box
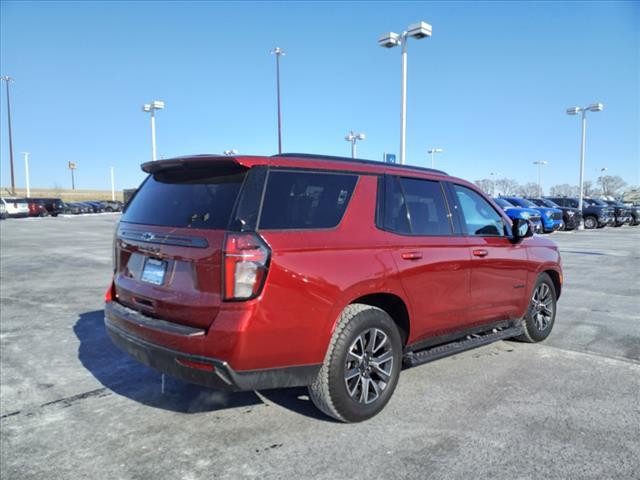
[308,304,402,423]
[583,215,597,229]
[514,273,557,343]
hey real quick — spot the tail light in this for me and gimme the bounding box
[223,232,270,301]
[105,278,115,302]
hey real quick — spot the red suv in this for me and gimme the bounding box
[105,153,562,422]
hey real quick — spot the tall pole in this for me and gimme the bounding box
[578,110,587,213]
[399,37,408,165]
[110,166,115,201]
[71,169,75,190]
[1,76,16,195]
[271,47,284,155]
[351,138,356,159]
[22,152,30,197]
[150,109,157,161]
[538,164,542,196]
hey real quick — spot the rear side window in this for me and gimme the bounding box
[122,166,247,229]
[259,171,358,230]
[383,176,452,235]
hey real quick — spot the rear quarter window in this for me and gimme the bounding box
[259,170,358,230]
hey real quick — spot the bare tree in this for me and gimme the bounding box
[598,175,627,196]
[549,183,578,197]
[475,179,495,196]
[494,178,520,196]
[518,182,541,197]
[582,180,601,197]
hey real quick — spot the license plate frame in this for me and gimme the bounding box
[140,257,167,286]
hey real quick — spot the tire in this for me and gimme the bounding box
[514,273,557,343]
[583,216,597,229]
[308,304,403,423]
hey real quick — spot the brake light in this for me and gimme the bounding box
[105,279,115,302]
[223,232,270,301]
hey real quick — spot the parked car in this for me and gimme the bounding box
[105,153,563,422]
[501,196,563,233]
[30,197,64,217]
[617,201,640,226]
[99,200,123,212]
[27,199,49,217]
[0,202,7,220]
[84,201,106,213]
[526,197,583,231]
[63,202,84,215]
[594,198,632,227]
[546,196,615,229]
[493,197,543,233]
[1,197,29,218]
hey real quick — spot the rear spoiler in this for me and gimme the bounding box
[141,155,248,174]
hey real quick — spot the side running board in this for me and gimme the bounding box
[402,324,524,368]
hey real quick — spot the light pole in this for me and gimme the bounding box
[270,47,285,154]
[490,172,500,196]
[378,22,432,165]
[533,160,548,196]
[110,166,115,201]
[223,149,238,156]
[21,152,30,197]
[427,147,443,168]
[1,75,16,194]
[68,162,77,190]
[344,131,365,158]
[566,103,604,225]
[142,101,164,161]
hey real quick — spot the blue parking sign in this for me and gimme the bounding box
[384,153,396,164]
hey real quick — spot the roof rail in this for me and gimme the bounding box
[273,153,448,176]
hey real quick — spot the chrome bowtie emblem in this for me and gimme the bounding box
[141,232,155,241]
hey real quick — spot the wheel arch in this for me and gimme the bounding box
[543,269,562,299]
[348,293,411,346]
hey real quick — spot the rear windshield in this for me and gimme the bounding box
[122,166,246,229]
[259,171,358,230]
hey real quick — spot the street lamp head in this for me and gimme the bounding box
[566,107,581,115]
[533,160,548,166]
[151,100,165,110]
[378,32,401,48]
[356,133,365,140]
[587,103,604,112]
[428,148,443,154]
[1,75,14,82]
[407,21,432,39]
[142,104,151,112]
[270,47,285,56]
[223,149,238,156]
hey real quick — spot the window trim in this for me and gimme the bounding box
[377,174,456,238]
[447,182,511,238]
[255,167,361,232]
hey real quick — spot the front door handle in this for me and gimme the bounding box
[472,249,488,257]
[401,252,423,260]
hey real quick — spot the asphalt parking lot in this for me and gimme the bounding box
[1,215,639,480]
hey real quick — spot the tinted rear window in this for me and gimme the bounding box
[122,166,246,229]
[259,171,358,229]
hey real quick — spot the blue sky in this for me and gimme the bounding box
[1,1,638,192]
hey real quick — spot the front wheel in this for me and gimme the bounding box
[308,304,402,423]
[514,273,557,343]
[583,216,598,229]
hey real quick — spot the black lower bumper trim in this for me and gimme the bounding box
[105,317,320,391]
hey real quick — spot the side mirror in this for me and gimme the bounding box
[511,218,533,243]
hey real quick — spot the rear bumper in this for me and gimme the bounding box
[104,302,320,391]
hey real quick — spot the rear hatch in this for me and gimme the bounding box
[114,159,250,329]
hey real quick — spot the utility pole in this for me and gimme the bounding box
[270,47,285,154]
[68,162,77,190]
[1,76,16,194]
[110,166,115,201]
[22,152,30,197]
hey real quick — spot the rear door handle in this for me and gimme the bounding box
[401,252,423,260]
[472,249,488,257]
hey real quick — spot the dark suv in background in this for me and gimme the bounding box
[546,196,614,229]
[105,153,563,422]
[596,199,633,226]
[527,197,582,230]
[31,198,64,217]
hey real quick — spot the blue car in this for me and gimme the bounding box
[493,197,543,234]
[501,197,563,233]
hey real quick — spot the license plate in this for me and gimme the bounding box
[141,258,167,285]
